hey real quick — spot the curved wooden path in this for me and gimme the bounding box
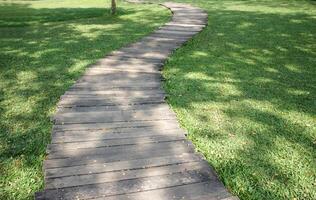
[35,1,238,199]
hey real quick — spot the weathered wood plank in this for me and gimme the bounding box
[84,66,161,74]
[44,142,195,168]
[51,127,184,142]
[109,50,171,60]
[53,109,176,124]
[45,161,213,189]
[45,153,202,178]
[97,182,230,200]
[60,93,165,100]
[48,134,185,151]
[47,140,193,159]
[104,55,166,64]
[159,25,203,32]
[53,119,180,131]
[56,103,169,113]
[71,81,162,88]
[165,21,206,27]
[174,12,208,17]
[57,96,165,107]
[154,29,199,36]
[141,35,188,42]
[64,89,165,96]
[76,73,163,83]
[39,169,214,199]
[84,63,162,74]
[150,32,192,40]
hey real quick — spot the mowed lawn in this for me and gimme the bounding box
[0,0,170,199]
[162,0,316,199]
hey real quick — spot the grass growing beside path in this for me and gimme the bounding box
[0,0,170,199]
[162,0,316,199]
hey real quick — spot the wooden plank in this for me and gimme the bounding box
[57,96,165,107]
[45,153,202,178]
[97,182,230,200]
[47,140,193,159]
[174,13,208,17]
[173,14,207,20]
[56,103,169,113]
[109,50,171,59]
[104,55,166,64]
[68,86,162,92]
[76,73,163,83]
[52,124,181,136]
[168,8,204,12]
[68,86,163,93]
[45,161,213,189]
[172,16,206,23]
[60,93,165,100]
[64,90,166,96]
[44,142,194,168]
[172,18,207,24]
[84,64,161,74]
[53,119,180,131]
[129,38,183,47]
[58,94,165,102]
[53,109,176,124]
[109,50,171,60]
[38,169,214,199]
[159,25,203,32]
[116,47,176,56]
[84,66,161,74]
[48,134,185,151]
[172,9,207,14]
[154,29,198,36]
[141,35,188,42]
[51,126,183,139]
[61,91,166,99]
[71,81,162,88]
[92,57,163,67]
[52,124,182,135]
[51,129,185,144]
[150,32,192,40]
[95,57,163,66]
[165,22,205,27]
[120,42,177,52]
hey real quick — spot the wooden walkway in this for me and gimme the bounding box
[35,1,238,199]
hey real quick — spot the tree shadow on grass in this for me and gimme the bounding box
[0,3,109,27]
[164,5,316,200]
[0,2,170,199]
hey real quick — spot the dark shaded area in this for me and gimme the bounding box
[0,3,107,27]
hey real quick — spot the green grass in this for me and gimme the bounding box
[0,0,170,199]
[160,0,316,199]
[1,0,315,199]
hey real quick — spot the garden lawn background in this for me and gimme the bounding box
[0,0,170,199]
[160,0,316,199]
[1,0,316,199]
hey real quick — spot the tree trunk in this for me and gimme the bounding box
[111,0,116,15]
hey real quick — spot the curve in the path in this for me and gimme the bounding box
[35,1,238,200]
